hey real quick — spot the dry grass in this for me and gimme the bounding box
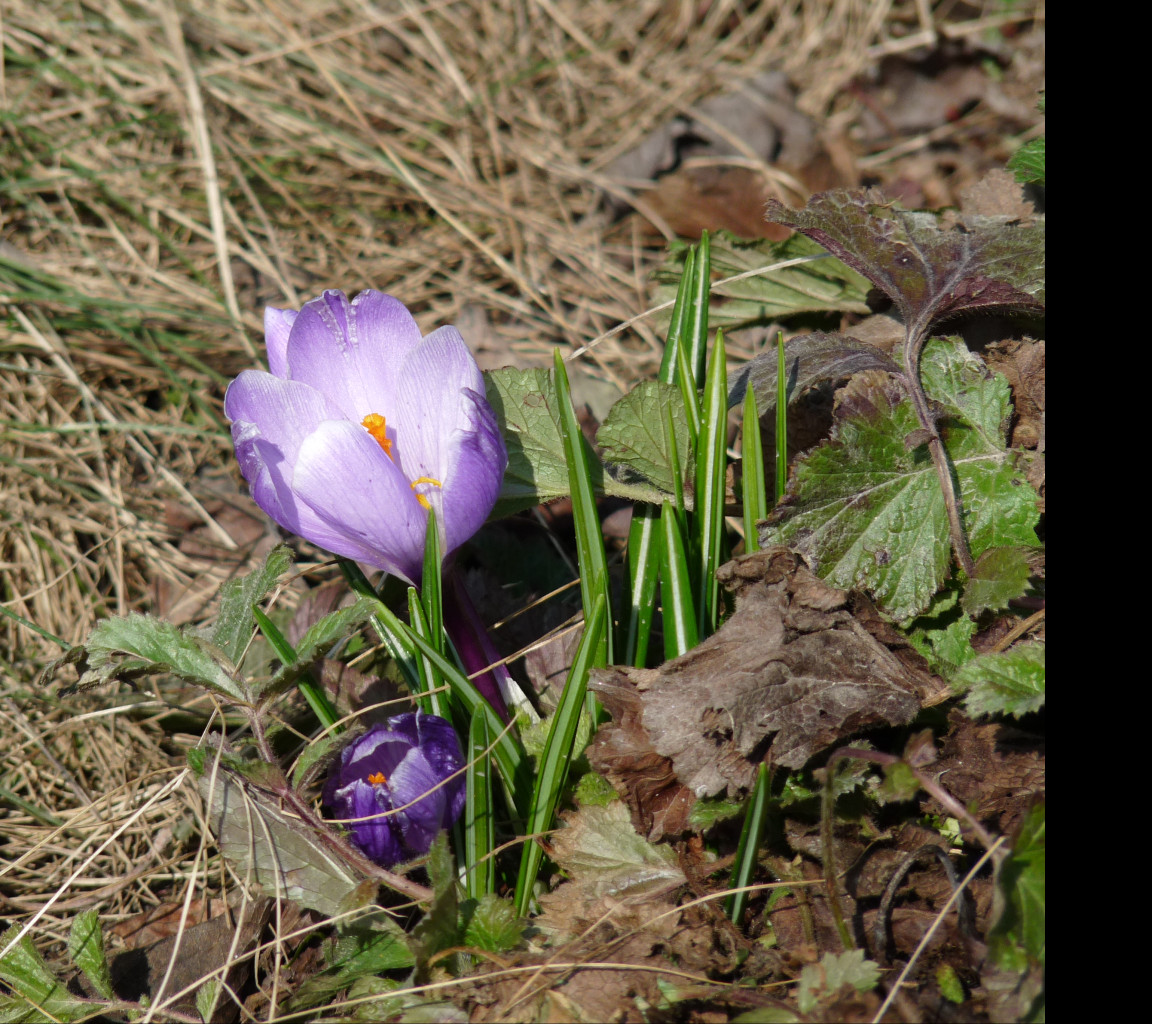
[0,0,1042,1017]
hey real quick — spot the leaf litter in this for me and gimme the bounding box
[3,3,1044,1022]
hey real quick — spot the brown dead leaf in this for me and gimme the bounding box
[930,709,1044,838]
[984,337,1045,450]
[590,548,944,841]
[959,167,1036,222]
[107,897,272,1022]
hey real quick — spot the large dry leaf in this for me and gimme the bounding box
[589,547,946,840]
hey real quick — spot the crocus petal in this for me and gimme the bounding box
[286,290,423,423]
[388,748,449,854]
[264,307,298,378]
[224,370,344,465]
[342,780,405,865]
[439,389,506,556]
[292,419,427,583]
[390,327,486,485]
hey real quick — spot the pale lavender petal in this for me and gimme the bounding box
[292,419,427,583]
[384,713,422,748]
[390,327,486,484]
[440,390,506,555]
[264,307,298,378]
[224,370,343,464]
[286,290,421,423]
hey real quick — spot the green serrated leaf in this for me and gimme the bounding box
[195,978,221,1023]
[654,232,871,329]
[877,761,920,803]
[573,770,618,808]
[688,794,747,830]
[762,338,1039,619]
[953,643,1045,718]
[69,614,247,702]
[596,380,692,496]
[904,587,978,673]
[212,543,292,663]
[67,910,112,1000]
[286,918,414,1013]
[548,800,684,898]
[0,926,95,1022]
[462,894,525,953]
[797,949,881,1014]
[989,802,1044,969]
[198,758,365,918]
[1009,137,1045,186]
[263,597,376,696]
[291,730,346,790]
[411,834,460,967]
[484,367,569,516]
[962,546,1033,617]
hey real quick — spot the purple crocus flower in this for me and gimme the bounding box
[224,289,506,586]
[323,712,466,866]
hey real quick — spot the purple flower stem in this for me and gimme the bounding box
[441,567,513,724]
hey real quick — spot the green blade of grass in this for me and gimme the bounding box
[552,348,612,672]
[514,593,607,916]
[659,500,698,659]
[694,327,728,635]
[742,382,768,553]
[251,605,339,732]
[420,506,445,655]
[726,762,772,924]
[622,505,660,667]
[621,240,706,667]
[407,588,448,718]
[685,229,712,389]
[464,705,496,901]
[776,331,788,502]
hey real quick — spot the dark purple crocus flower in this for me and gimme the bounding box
[224,289,506,587]
[323,712,466,866]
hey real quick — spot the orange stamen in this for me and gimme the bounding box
[361,413,393,459]
[366,771,387,785]
[410,476,443,511]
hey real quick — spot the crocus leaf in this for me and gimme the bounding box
[989,801,1045,969]
[46,614,247,704]
[766,189,1045,326]
[961,546,1033,618]
[484,367,569,516]
[461,894,525,953]
[262,597,377,695]
[653,231,871,329]
[68,910,113,1000]
[198,759,366,918]
[596,380,693,496]
[952,643,1045,719]
[212,543,292,664]
[727,332,900,416]
[761,338,1040,620]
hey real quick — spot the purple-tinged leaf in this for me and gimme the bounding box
[766,189,1044,328]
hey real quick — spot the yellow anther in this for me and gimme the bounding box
[366,771,387,785]
[410,476,443,511]
[361,413,393,459]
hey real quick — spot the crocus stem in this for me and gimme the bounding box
[441,567,516,724]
